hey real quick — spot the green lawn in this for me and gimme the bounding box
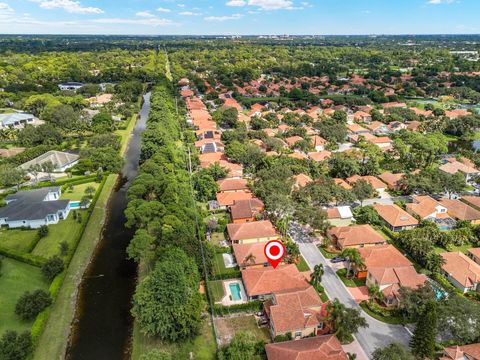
[215,315,271,345]
[296,256,310,272]
[0,228,38,253]
[336,269,366,287]
[208,280,225,303]
[0,258,49,335]
[359,301,404,325]
[131,299,217,360]
[60,182,99,201]
[32,210,87,259]
[434,244,471,255]
[211,232,226,246]
[213,253,229,275]
[318,246,338,259]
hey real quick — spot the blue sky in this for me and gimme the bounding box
[0,0,477,35]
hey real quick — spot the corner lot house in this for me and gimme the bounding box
[373,203,419,231]
[441,252,480,293]
[265,335,347,360]
[0,187,70,228]
[241,264,310,300]
[363,245,427,306]
[327,224,386,250]
[265,287,330,339]
[0,113,43,130]
[20,150,79,173]
[227,220,278,244]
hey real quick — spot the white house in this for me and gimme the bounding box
[20,150,79,173]
[0,187,70,229]
[0,113,43,130]
[58,82,84,91]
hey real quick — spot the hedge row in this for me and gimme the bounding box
[210,270,242,281]
[0,245,46,267]
[212,300,263,316]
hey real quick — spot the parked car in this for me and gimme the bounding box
[331,256,346,263]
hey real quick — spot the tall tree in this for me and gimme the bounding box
[372,343,415,360]
[410,301,437,359]
[327,299,368,343]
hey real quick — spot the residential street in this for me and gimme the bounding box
[288,223,412,358]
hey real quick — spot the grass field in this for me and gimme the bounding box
[214,315,271,346]
[336,269,366,287]
[209,280,225,303]
[0,258,48,335]
[60,182,99,201]
[213,253,229,275]
[296,256,310,272]
[32,211,87,259]
[131,317,216,360]
[33,174,118,360]
[434,243,471,254]
[0,228,37,253]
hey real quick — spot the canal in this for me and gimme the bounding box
[65,92,151,360]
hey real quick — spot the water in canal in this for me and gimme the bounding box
[66,92,151,360]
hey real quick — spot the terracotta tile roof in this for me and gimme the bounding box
[373,204,419,228]
[230,198,265,220]
[311,135,327,146]
[462,196,480,210]
[347,123,370,134]
[199,153,227,167]
[353,111,371,120]
[308,151,332,162]
[377,172,404,189]
[443,343,480,360]
[406,195,448,219]
[346,175,387,190]
[288,152,308,160]
[241,264,310,297]
[333,178,352,190]
[265,335,347,360]
[328,225,385,248]
[190,109,212,124]
[293,173,313,188]
[233,242,269,266]
[440,198,480,221]
[269,287,326,333]
[285,136,304,147]
[369,264,427,289]
[217,178,249,192]
[359,244,412,269]
[180,88,194,98]
[217,160,243,178]
[468,248,480,260]
[441,252,480,288]
[223,97,242,111]
[382,102,407,108]
[216,191,253,207]
[445,109,469,119]
[227,220,278,242]
[439,160,479,176]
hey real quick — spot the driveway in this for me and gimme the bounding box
[288,222,412,358]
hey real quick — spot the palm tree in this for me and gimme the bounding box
[310,264,324,286]
[244,253,256,266]
[367,284,384,304]
[341,248,365,278]
[277,215,291,238]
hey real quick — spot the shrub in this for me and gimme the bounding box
[59,241,69,256]
[274,333,292,342]
[41,256,64,281]
[0,330,32,360]
[15,289,52,321]
[37,225,49,239]
[212,300,262,316]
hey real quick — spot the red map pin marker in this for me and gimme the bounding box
[264,240,286,269]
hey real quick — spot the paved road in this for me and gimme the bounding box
[288,223,412,358]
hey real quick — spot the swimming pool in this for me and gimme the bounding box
[69,201,81,209]
[229,283,242,301]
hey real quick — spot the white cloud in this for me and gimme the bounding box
[136,11,154,18]
[204,13,242,21]
[157,7,171,13]
[0,2,14,12]
[177,3,185,7]
[227,0,300,10]
[427,0,454,4]
[31,0,103,14]
[179,11,201,16]
[226,0,246,6]
[92,17,174,26]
